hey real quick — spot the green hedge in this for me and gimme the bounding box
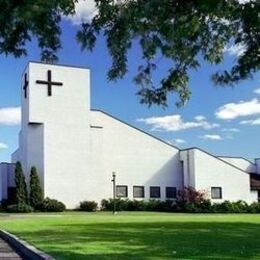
[6,203,33,213]
[101,198,260,213]
[79,201,98,212]
[40,197,66,212]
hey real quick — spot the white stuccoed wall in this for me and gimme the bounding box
[89,110,183,203]
[180,149,258,203]
[12,62,91,208]
[218,157,256,173]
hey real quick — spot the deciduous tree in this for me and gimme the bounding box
[1,0,259,106]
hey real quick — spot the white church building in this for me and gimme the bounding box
[0,62,259,208]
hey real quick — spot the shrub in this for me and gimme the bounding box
[6,203,33,213]
[211,200,248,213]
[14,161,28,204]
[101,198,128,211]
[177,186,207,204]
[198,199,212,213]
[101,198,174,212]
[40,198,66,212]
[100,197,259,214]
[29,166,44,209]
[248,202,260,213]
[79,201,98,211]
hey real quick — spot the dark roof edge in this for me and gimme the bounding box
[216,155,255,165]
[91,109,180,151]
[180,147,249,174]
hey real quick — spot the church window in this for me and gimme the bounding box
[166,187,177,199]
[150,186,161,198]
[133,186,145,198]
[211,187,222,199]
[116,185,128,198]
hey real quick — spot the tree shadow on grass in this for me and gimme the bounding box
[12,222,260,260]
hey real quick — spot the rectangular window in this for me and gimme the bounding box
[133,186,145,198]
[150,186,161,198]
[116,185,128,198]
[211,187,222,199]
[166,187,177,199]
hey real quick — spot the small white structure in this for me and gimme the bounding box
[0,62,259,208]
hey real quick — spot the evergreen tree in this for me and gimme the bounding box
[14,161,28,204]
[29,166,44,209]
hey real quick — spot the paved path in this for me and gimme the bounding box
[0,237,22,259]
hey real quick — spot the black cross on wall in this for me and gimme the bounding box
[23,73,28,98]
[36,70,63,96]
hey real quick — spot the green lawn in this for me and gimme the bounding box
[0,212,259,259]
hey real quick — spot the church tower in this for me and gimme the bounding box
[12,62,91,208]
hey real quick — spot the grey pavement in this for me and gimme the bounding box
[0,237,22,260]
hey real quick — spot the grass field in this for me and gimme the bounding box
[0,212,259,259]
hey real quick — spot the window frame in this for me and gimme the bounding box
[211,187,222,199]
[116,185,128,198]
[165,187,177,199]
[133,186,145,198]
[150,186,161,198]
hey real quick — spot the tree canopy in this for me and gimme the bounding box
[0,0,259,106]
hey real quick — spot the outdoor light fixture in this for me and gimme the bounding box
[111,172,116,214]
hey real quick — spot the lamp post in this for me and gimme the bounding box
[111,172,116,214]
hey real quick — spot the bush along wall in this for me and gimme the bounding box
[40,198,66,212]
[79,201,98,212]
[2,164,66,213]
[100,198,260,213]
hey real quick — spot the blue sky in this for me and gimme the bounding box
[0,3,259,162]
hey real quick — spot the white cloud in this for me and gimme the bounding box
[254,88,260,95]
[221,128,240,132]
[64,0,98,25]
[0,142,9,149]
[216,99,260,120]
[200,134,223,140]
[194,115,206,121]
[137,114,219,132]
[224,43,246,57]
[0,107,21,126]
[240,118,260,125]
[172,138,186,145]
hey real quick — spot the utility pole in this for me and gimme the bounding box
[111,172,116,214]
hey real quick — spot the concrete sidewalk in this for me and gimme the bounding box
[0,237,22,259]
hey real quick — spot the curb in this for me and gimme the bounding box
[0,230,54,260]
